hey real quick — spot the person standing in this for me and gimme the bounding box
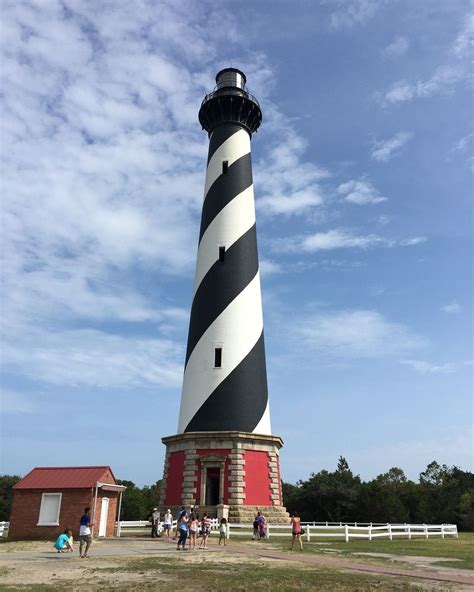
[218,518,227,546]
[290,512,303,551]
[150,508,160,538]
[176,510,188,550]
[199,513,211,549]
[188,512,199,550]
[252,515,259,540]
[163,509,173,539]
[257,511,266,539]
[79,507,94,558]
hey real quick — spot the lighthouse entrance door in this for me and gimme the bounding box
[199,454,227,507]
[205,468,220,506]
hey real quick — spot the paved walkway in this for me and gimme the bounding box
[1,538,472,587]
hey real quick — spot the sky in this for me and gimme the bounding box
[1,0,472,488]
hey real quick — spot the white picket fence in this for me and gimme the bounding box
[0,519,458,542]
[117,520,458,542]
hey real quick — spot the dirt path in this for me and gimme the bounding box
[156,538,474,586]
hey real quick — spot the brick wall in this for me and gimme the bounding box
[9,488,119,540]
[9,489,93,541]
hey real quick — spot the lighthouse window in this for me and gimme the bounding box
[222,160,229,174]
[219,246,226,262]
[214,347,222,368]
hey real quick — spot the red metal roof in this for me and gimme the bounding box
[13,466,117,490]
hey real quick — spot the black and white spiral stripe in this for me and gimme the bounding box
[178,123,271,434]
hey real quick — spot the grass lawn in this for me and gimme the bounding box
[261,532,474,570]
[0,556,440,592]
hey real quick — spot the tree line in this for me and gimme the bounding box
[283,457,474,531]
[1,459,472,529]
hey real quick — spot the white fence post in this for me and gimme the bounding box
[267,524,270,539]
[388,524,392,540]
[307,525,310,542]
[441,524,444,539]
[227,523,231,539]
[424,524,428,539]
[368,525,372,541]
[344,524,349,543]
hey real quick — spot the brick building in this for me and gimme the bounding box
[9,466,126,541]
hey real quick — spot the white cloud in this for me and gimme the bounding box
[338,179,387,204]
[255,106,330,216]
[325,0,390,30]
[259,259,283,276]
[370,132,413,162]
[383,66,466,105]
[397,236,427,246]
[271,229,426,253]
[452,13,474,58]
[400,359,458,375]
[2,328,183,389]
[382,36,409,58]
[447,133,474,170]
[441,300,462,314]
[293,309,425,359]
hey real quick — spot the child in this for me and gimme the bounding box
[218,517,227,546]
[199,513,211,550]
[252,516,259,540]
[54,528,74,553]
[188,512,199,550]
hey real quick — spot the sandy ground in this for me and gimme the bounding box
[0,538,472,591]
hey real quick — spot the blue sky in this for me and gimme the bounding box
[1,0,472,487]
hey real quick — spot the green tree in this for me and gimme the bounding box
[117,480,146,520]
[142,480,162,515]
[0,475,21,521]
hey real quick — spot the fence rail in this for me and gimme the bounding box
[0,520,458,542]
[117,520,458,542]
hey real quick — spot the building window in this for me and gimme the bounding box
[222,160,228,174]
[214,347,222,368]
[37,492,62,526]
[219,246,225,262]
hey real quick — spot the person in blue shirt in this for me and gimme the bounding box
[54,528,73,553]
[79,507,94,558]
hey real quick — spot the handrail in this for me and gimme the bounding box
[201,87,260,109]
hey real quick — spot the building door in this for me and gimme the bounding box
[205,468,220,505]
[98,497,109,537]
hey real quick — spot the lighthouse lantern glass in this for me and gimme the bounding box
[216,70,245,90]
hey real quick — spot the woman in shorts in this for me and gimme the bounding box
[199,513,211,549]
[163,509,173,539]
[290,512,303,550]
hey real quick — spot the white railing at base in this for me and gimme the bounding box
[116,520,458,542]
[0,522,9,537]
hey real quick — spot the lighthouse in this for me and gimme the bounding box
[159,69,289,523]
